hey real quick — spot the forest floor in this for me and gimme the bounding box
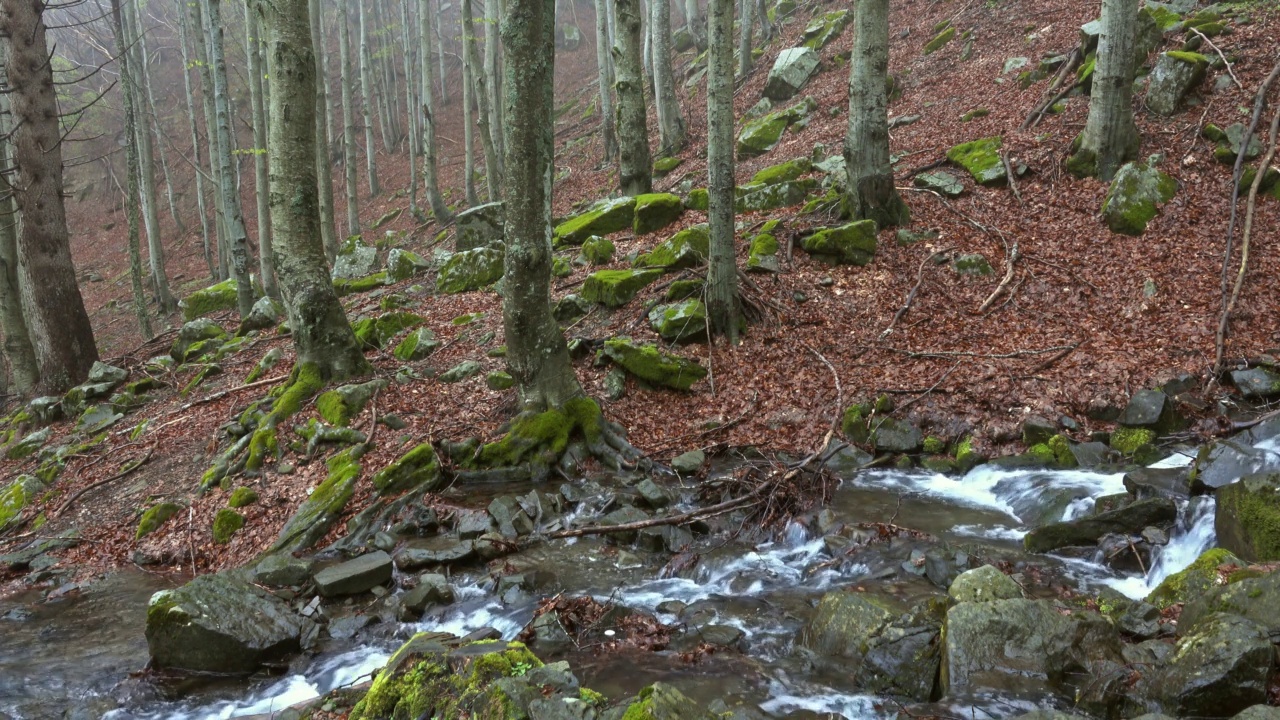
[4,0,1280,588]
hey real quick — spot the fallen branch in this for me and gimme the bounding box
[56,446,155,517]
[977,240,1020,313]
[880,248,954,340]
[1000,151,1024,207]
[895,361,962,415]
[1020,47,1083,130]
[880,343,1078,360]
[1190,28,1242,91]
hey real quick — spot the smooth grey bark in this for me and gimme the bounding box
[357,0,382,196]
[614,0,652,196]
[432,0,447,103]
[706,0,738,341]
[1071,0,1140,181]
[0,0,99,393]
[684,0,699,32]
[651,0,685,156]
[0,62,37,392]
[641,0,653,90]
[418,0,453,221]
[123,0,176,313]
[310,0,339,260]
[736,0,754,77]
[462,42,479,206]
[371,0,399,152]
[109,0,154,342]
[132,4,182,236]
[205,0,256,317]
[265,0,369,380]
[756,0,772,42]
[338,2,360,235]
[192,0,229,279]
[402,0,419,217]
[844,0,909,229]
[485,0,505,161]
[500,0,581,410]
[463,0,502,201]
[246,0,277,297]
[178,0,215,278]
[593,0,617,162]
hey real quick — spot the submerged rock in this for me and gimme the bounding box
[1023,498,1177,553]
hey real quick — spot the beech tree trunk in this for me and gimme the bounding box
[651,0,685,155]
[132,5,183,236]
[1070,0,1140,181]
[177,0,215,278]
[205,0,256,317]
[192,0,228,279]
[485,0,505,160]
[462,46,479,205]
[593,0,618,162]
[357,1,382,196]
[0,62,37,392]
[614,0,652,196]
[0,0,99,392]
[246,0,277,297]
[310,0,339,261]
[401,0,420,217]
[844,0,909,229]
[338,3,361,234]
[706,0,739,342]
[463,0,502,201]
[265,0,370,380]
[500,0,582,411]
[418,0,453,221]
[736,0,754,78]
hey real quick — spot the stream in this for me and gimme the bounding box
[0,443,1252,720]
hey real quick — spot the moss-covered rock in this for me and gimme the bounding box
[1147,51,1208,116]
[436,247,505,294]
[1216,472,1280,561]
[801,9,851,50]
[802,221,878,265]
[228,487,259,508]
[633,193,685,235]
[923,25,956,55]
[802,589,897,658]
[1210,122,1264,165]
[1102,160,1177,236]
[553,197,637,245]
[353,311,426,350]
[485,371,515,391]
[386,248,428,282]
[372,442,443,495]
[135,502,183,540]
[581,269,663,307]
[647,299,708,343]
[212,509,245,544]
[764,47,820,101]
[316,378,388,427]
[1146,547,1241,609]
[752,158,813,185]
[736,97,816,158]
[953,253,993,275]
[551,255,573,278]
[393,328,441,362]
[665,279,705,301]
[634,225,710,270]
[0,475,43,530]
[914,171,966,198]
[599,337,707,390]
[580,235,615,265]
[332,236,381,279]
[746,232,780,272]
[171,319,229,363]
[270,447,363,553]
[244,347,284,384]
[179,279,243,322]
[653,156,683,176]
[685,188,709,211]
[947,137,1007,186]
[333,271,390,297]
[618,683,719,720]
[736,179,817,212]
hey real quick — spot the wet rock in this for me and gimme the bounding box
[1234,708,1280,720]
[1179,567,1280,638]
[1144,613,1273,717]
[802,590,897,659]
[1022,416,1057,446]
[393,538,476,571]
[635,478,672,508]
[455,202,505,250]
[1195,439,1280,490]
[145,571,310,673]
[671,449,706,474]
[489,496,535,538]
[599,505,649,543]
[1231,367,1280,399]
[401,574,455,616]
[524,611,575,653]
[1146,548,1242,609]
[763,47,819,101]
[1147,51,1208,116]
[1023,498,1177,553]
[454,509,494,539]
[1098,533,1152,573]
[948,565,1021,603]
[1116,601,1162,640]
[1216,472,1280,561]
[328,613,375,640]
[1124,466,1193,500]
[618,682,718,720]
[870,417,923,453]
[474,532,514,560]
[314,551,393,597]
[857,600,944,701]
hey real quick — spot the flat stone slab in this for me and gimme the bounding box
[313,551,393,597]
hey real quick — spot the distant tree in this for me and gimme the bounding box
[844,0,909,228]
[0,0,100,392]
[484,0,506,160]
[246,0,277,297]
[651,0,686,155]
[418,0,453,221]
[614,0,652,195]
[1068,0,1140,181]
[338,1,361,234]
[593,0,618,162]
[706,0,739,341]
[176,0,216,277]
[309,0,340,261]
[357,1,382,196]
[462,0,502,201]
[736,0,755,78]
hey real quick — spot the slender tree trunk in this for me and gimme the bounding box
[432,0,447,104]
[485,0,505,161]
[192,0,228,280]
[1070,0,1140,181]
[338,3,361,235]
[178,0,215,279]
[642,0,653,91]
[844,0,909,229]
[462,46,480,205]
[0,62,37,392]
[310,0,339,261]
[651,0,685,155]
[756,0,772,42]
[418,0,453,221]
[246,0,277,297]
[593,0,617,163]
[372,0,398,152]
[109,0,154,342]
[736,0,754,77]
[357,0,382,196]
[133,5,183,236]
[124,0,177,313]
[501,0,582,411]
[706,0,739,341]
[614,0,652,195]
[264,0,369,380]
[206,0,257,317]
[463,0,502,201]
[0,0,99,393]
[684,0,699,35]
[402,0,420,217]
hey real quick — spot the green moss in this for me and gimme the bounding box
[960,108,990,122]
[923,26,956,55]
[1065,147,1098,179]
[1146,548,1241,608]
[598,338,708,390]
[633,193,685,235]
[665,279,704,301]
[635,225,710,270]
[135,502,183,540]
[947,137,1006,186]
[333,272,389,297]
[473,397,604,468]
[749,233,779,256]
[553,197,637,244]
[372,442,442,494]
[2,476,45,528]
[653,156,683,175]
[579,688,607,705]
[922,436,946,454]
[180,279,242,321]
[269,363,323,422]
[1218,476,1280,560]
[212,509,245,544]
[1027,443,1055,464]
[954,436,978,469]
[1110,426,1156,455]
[1047,434,1076,467]
[685,188,709,211]
[582,269,663,307]
[1166,50,1209,66]
[751,158,813,185]
[801,222,878,265]
[316,391,350,427]
[228,487,259,508]
[841,403,871,444]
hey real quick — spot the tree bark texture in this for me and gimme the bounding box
[0,61,38,392]
[338,3,361,235]
[463,0,503,201]
[843,0,909,229]
[593,0,618,162]
[418,0,453,221]
[614,0,652,196]
[357,0,382,196]
[1072,0,1140,181]
[310,0,339,260]
[651,0,686,155]
[0,0,99,392]
[246,0,278,297]
[706,0,739,341]
[177,0,215,278]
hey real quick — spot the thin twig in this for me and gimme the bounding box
[879,343,1078,360]
[1190,28,1242,91]
[895,361,962,415]
[1000,151,1024,208]
[978,241,1020,313]
[880,248,953,340]
[56,446,155,516]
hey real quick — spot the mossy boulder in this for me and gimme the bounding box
[581,269,663,307]
[923,25,956,55]
[486,371,515,391]
[764,47,820,101]
[371,443,441,497]
[0,475,43,530]
[752,158,813,185]
[333,271,390,297]
[553,196,637,245]
[1145,547,1242,609]
[332,236,381,279]
[633,193,685,235]
[212,509,245,544]
[598,337,707,390]
[736,97,816,158]
[1145,613,1273,717]
[685,188,709,211]
[5,428,49,460]
[1179,567,1280,641]
[436,247,505,294]
[653,156,684,176]
[317,378,389,427]
[1023,498,1177,553]
[647,299,708,343]
[914,171,966,197]
[580,235,615,265]
[801,9,851,50]
[947,137,1006,186]
[394,328,441,361]
[1216,472,1280,561]
[179,279,243,322]
[1147,51,1208,116]
[353,311,426,349]
[145,571,309,673]
[746,232,780,272]
[618,683,719,720]
[455,201,506,250]
[1208,122,1264,165]
[953,253,993,275]
[270,447,363,553]
[228,487,259,508]
[136,502,183,540]
[386,248,429,282]
[171,319,229,363]
[949,565,1022,603]
[1102,160,1177,236]
[802,221,878,265]
[635,225,710,270]
[802,589,897,658]
[737,179,817,212]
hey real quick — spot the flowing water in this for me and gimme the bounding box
[0,443,1247,720]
